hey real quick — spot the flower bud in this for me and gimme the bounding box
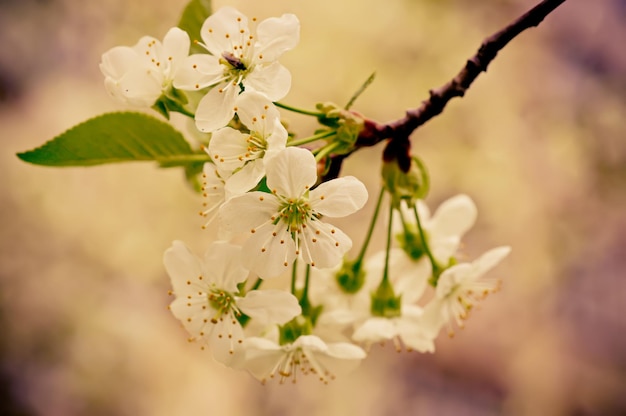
[382,155,429,208]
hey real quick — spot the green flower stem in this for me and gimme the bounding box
[287,130,336,147]
[291,259,298,295]
[413,205,442,284]
[300,264,311,304]
[274,101,325,117]
[353,187,386,269]
[370,195,401,318]
[397,204,411,235]
[382,197,395,284]
[314,141,342,163]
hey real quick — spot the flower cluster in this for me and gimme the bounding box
[100,6,510,384]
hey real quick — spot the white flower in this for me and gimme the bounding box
[237,335,366,384]
[342,251,434,352]
[400,194,477,265]
[391,195,477,301]
[352,305,437,353]
[422,246,511,337]
[174,6,299,132]
[207,91,287,194]
[100,27,190,107]
[164,240,301,363]
[219,147,368,278]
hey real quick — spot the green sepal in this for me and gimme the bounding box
[278,315,313,345]
[17,112,201,167]
[178,0,213,54]
[370,278,402,318]
[335,259,366,294]
[315,102,365,155]
[395,223,426,262]
[151,87,193,120]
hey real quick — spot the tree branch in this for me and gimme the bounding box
[323,0,568,181]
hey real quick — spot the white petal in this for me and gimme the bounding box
[209,314,245,365]
[419,299,447,336]
[173,54,223,90]
[470,246,511,278]
[398,306,439,349]
[219,191,279,235]
[118,66,162,106]
[264,120,288,159]
[200,6,248,56]
[352,318,397,343]
[245,62,292,101]
[131,35,160,60]
[201,241,248,291]
[430,236,462,264]
[242,221,297,278]
[435,263,473,299]
[163,241,202,292]
[401,332,436,353]
[392,253,431,304]
[314,341,367,378]
[235,91,280,131]
[254,14,300,63]
[428,194,477,240]
[310,176,368,217]
[238,337,284,380]
[162,27,190,74]
[200,163,227,227]
[195,84,239,132]
[208,127,250,172]
[238,289,301,324]
[265,147,316,197]
[169,296,211,336]
[325,341,367,361]
[100,46,139,80]
[224,160,266,195]
[300,221,352,269]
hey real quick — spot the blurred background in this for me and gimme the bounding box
[1,0,625,414]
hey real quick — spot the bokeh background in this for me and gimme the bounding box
[1,0,625,414]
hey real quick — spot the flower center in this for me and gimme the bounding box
[245,132,267,160]
[208,289,240,323]
[276,198,316,233]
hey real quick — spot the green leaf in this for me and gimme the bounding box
[17,112,206,167]
[178,0,213,54]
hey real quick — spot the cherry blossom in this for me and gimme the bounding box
[164,240,301,363]
[100,27,190,107]
[207,91,287,194]
[421,246,511,337]
[219,147,368,278]
[237,335,366,384]
[174,6,299,132]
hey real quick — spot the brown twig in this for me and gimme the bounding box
[322,0,568,181]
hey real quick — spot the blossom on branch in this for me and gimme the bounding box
[219,147,368,278]
[421,246,511,337]
[174,6,300,132]
[207,91,288,195]
[100,27,190,107]
[164,240,301,363]
[397,194,477,267]
[236,335,366,384]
